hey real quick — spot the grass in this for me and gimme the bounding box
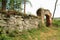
[0,19,60,40]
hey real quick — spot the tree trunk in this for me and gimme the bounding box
[53,0,58,19]
[24,0,26,15]
[2,0,7,11]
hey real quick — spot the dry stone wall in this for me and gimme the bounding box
[0,13,40,32]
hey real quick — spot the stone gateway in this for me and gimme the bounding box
[36,8,52,27]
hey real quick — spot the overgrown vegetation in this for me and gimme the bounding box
[0,18,60,40]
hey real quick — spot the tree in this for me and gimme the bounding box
[7,0,32,11]
[24,0,26,15]
[0,0,2,8]
[53,0,58,19]
[9,0,14,10]
[2,0,7,11]
[24,0,32,15]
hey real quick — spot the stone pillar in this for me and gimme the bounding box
[49,16,52,26]
[41,9,45,25]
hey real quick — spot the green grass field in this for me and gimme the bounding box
[0,19,60,40]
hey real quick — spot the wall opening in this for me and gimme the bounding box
[45,14,51,26]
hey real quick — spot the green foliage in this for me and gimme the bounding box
[53,19,60,27]
[8,29,20,37]
[7,0,32,10]
[0,0,2,2]
[0,34,13,40]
